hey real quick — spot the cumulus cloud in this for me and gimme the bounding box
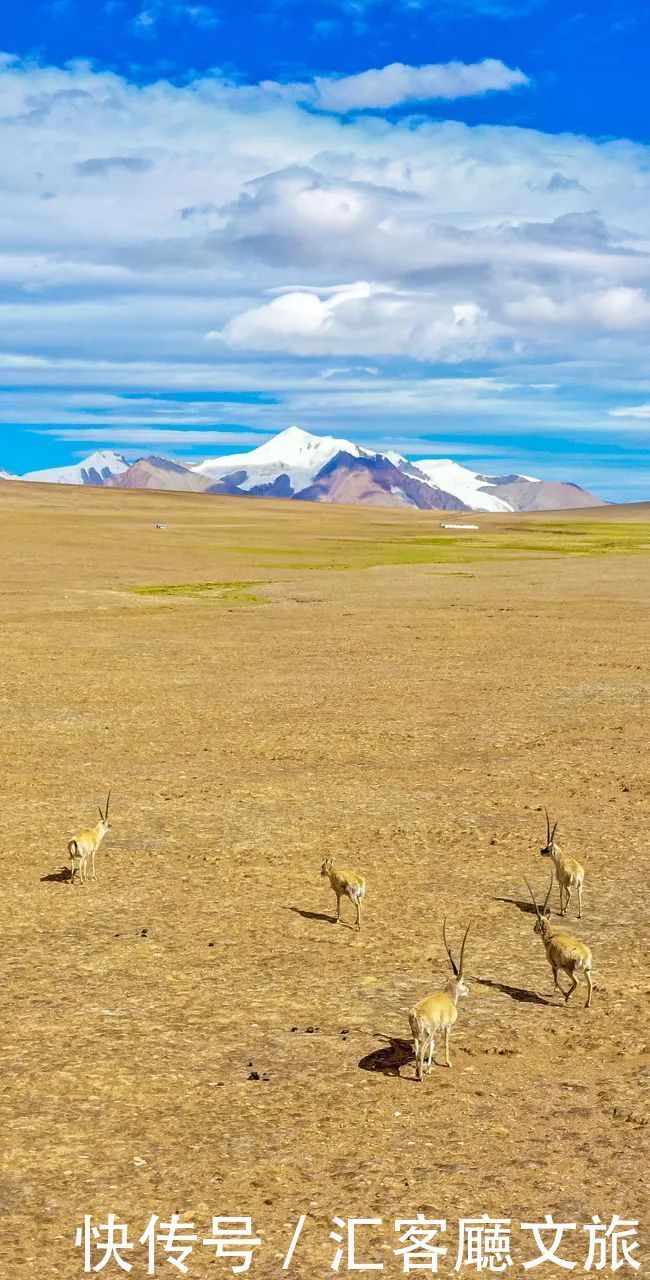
[217,281,503,360]
[268,58,529,112]
[0,52,650,458]
[505,285,650,330]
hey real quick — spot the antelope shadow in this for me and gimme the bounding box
[41,866,72,883]
[289,906,358,929]
[494,896,537,916]
[358,1035,414,1078]
[474,976,553,1006]
[289,906,336,924]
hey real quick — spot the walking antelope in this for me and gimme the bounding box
[320,858,366,930]
[408,920,471,1081]
[525,875,593,1009]
[68,790,112,885]
[540,809,585,918]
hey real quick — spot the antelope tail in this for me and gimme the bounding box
[68,839,79,857]
[409,1011,423,1039]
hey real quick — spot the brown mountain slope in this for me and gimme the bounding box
[554,500,649,520]
[481,478,608,511]
[109,456,215,492]
[296,452,469,510]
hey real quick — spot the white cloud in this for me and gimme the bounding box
[609,403,650,418]
[505,285,650,330]
[217,281,502,360]
[265,59,529,112]
[591,286,650,329]
[0,51,649,462]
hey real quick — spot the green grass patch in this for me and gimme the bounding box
[216,520,650,572]
[184,518,650,582]
[130,579,268,603]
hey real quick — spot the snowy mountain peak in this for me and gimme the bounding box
[413,458,514,513]
[88,449,126,465]
[20,450,129,485]
[267,425,317,450]
[191,425,369,492]
[242,424,361,464]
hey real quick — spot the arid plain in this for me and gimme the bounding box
[1,480,648,1276]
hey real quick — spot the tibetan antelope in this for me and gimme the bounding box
[320,858,366,930]
[525,875,593,1009]
[408,920,471,1081]
[68,790,112,885]
[540,809,585,918]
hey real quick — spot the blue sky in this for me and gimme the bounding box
[1,0,649,498]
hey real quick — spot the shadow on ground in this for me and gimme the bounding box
[359,1036,414,1078]
[474,976,553,1006]
[289,906,335,924]
[41,866,72,883]
[494,896,538,916]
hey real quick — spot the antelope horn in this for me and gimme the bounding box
[544,807,551,844]
[458,921,471,978]
[524,876,542,920]
[104,788,112,820]
[442,917,459,977]
[542,870,554,914]
[550,819,558,843]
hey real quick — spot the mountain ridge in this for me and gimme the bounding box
[19,449,129,486]
[3,428,609,512]
[295,450,468,510]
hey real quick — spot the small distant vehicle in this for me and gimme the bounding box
[155,522,167,529]
[439,522,479,530]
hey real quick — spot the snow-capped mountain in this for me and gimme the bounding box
[190,429,604,511]
[0,468,16,480]
[20,450,129,486]
[403,458,516,514]
[191,426,372,494]
[6,430,607,510]
[191,427,497,504]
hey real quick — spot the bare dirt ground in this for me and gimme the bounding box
[0,481,648,1277]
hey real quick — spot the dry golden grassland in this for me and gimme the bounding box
[0,480,648,1276]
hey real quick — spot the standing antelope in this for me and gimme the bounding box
[320,858,366,930]
[525,875,593,1009]
[408,920,471,1081]
[540,809,585,918]
[68,790,112,885]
